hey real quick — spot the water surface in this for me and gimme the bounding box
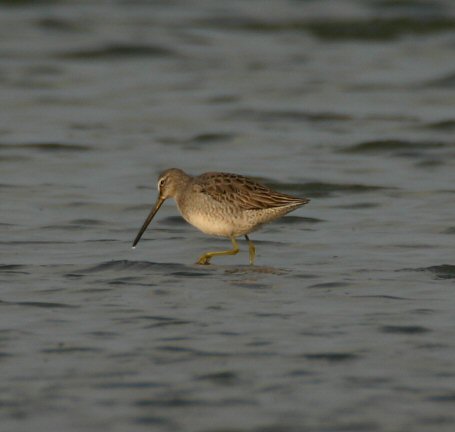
[1,1,455,431]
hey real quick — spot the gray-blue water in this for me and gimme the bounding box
[1,1,455,431]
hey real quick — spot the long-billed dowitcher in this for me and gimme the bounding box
[132,168,309,265]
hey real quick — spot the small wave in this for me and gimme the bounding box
[423,119,455,131]
[228,107,351,123]
[414,264,455,279]
[82,260,188,273]
[304,352,359,362]
[428,392,455,402]
[341,139,446,155]
[37,17,83,33]
[0,264,29,275]
[353,295,409,301]
[263,180,393,198]
[381,325,431,334]
[83,260,163,272]
[70,218,103,225]
[336,202,380,209]
[196,371,239,384]
[424,72,455,88]
[0,264,25,271]
[94,381,163,389]
[157,216,187,226]
[58,43,175,60]
[308,282,350,289]
[280,216,324,224]
[199,17,455,41]
[0,300,77,309]
[224,266,288,275]
[0,142,91,152]
[41,346,101,354]
[160,132,235,145]
[134,396,206,408]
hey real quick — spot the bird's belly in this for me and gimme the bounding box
[183,211,238,237]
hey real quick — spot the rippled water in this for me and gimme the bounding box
[1,1,455,431]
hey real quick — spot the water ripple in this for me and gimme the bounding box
[0,300,78,309]
[414,265,455,279]
[380,325,431,334]
[304,352,360,363]
[58,43,175,60]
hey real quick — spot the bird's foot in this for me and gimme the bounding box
[196,254,211,265]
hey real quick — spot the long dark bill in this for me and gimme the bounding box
[132,197,165,248]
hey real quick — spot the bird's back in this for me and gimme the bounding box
[193,172,309,211]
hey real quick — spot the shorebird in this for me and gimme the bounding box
[132,168,309,265]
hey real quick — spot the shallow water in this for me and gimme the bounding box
[1,1,455,431]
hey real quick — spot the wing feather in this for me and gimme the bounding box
[194,172,309,211]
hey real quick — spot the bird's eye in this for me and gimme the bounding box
[158,178,165,190]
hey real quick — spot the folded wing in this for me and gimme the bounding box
[194,172,309,211]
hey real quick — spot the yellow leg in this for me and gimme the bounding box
[196,236,239,265]
[245,235,256,265]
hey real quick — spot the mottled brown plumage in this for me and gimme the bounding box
[194,172,308,211]
[133,168,309,265]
